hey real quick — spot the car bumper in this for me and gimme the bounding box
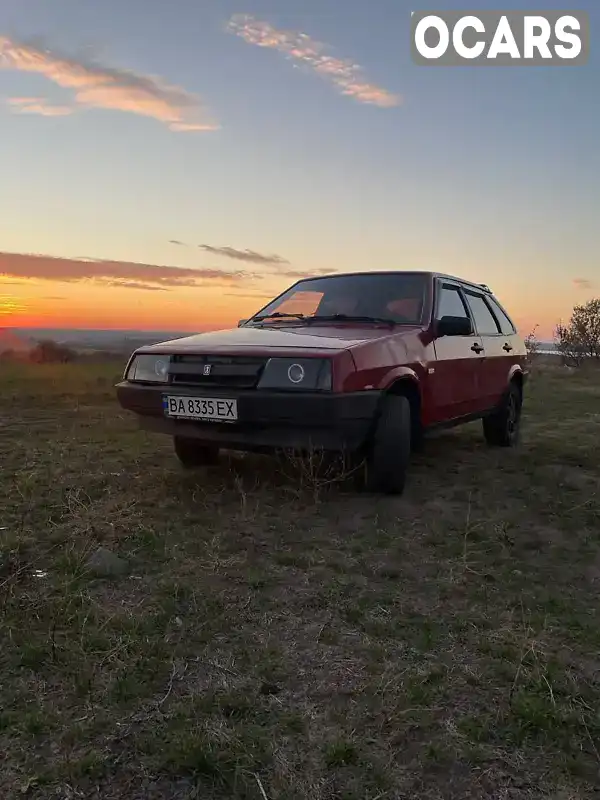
[115,382,382,453]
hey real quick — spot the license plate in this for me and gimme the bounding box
[163,396,238,422]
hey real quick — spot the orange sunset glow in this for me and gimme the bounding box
[0,257,584,342]
[0,3,597,343]
[0,277,271,331]
[0,250,292,332]
[0,270,585,342]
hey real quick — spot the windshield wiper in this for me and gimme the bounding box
[250,312,398,326]
[252,312,307,322]
[306,314,397,326]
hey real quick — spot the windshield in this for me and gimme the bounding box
[250,273,428,325]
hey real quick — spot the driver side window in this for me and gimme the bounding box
[437,285,470,320]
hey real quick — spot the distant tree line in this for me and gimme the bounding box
[1,339,77,364]
[555,298,600,367]
[526,298,600,368]
[2,300,599,369]
[29,340,77,363]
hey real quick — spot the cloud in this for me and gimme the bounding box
[226,15,400,108]
[169,239,188,247]
[0,251,249,289]
[279,268,332,279]
[0,36,218,131]
[106,281,169,292]
[0,295,26,314]
[199,245,290,265]
[224,290,275,299]
[573,277,593,290]
[8,96,72,116]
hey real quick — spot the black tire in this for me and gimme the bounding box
[364,395,412,495]
[482,382,522,447]
[174,436,220,468]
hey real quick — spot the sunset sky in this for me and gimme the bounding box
[0,0,598,338]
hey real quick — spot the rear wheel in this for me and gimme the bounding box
[482,382,522,447]
[364,395,412,495]
[174,436,220,468]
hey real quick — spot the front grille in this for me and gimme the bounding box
[169,354,267,389]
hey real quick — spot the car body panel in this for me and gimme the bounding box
[477,335,519,408]
[339,328,429,393]
[136,324,403,354]
[428,278,486,422]
[461,287,528,411]
[461,288,509,411]
[431,332,486,422]
[116,381,382,452]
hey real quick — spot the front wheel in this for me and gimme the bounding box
[174,436,220,468]
[364,395,412,495]
[482,382,522,447]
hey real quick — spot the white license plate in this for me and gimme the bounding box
[163,395,238,422]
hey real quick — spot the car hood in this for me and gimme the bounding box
[139,324,417,353]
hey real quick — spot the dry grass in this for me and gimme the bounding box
[1,361,600,799]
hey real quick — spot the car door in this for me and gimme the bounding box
[486,295,527,360]
[462,289,507,411]
[487,293,528,370]
[429,280,485,423]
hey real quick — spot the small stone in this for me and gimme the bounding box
[85,546,129,578]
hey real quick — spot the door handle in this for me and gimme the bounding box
[471,343,484,354]
[503,343,513,352]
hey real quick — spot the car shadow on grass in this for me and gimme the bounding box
[156,422,496,511]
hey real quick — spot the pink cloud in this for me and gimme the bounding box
[0,36,218,131]
[0,251,250,289]
[8,96,72,116]
[227,15,400,108]
[199,245,289,265]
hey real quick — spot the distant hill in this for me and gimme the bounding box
[6,327,562,356]
[0,328,32,353]
[11,328,192,354]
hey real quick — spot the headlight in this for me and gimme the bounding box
[257,358,332,391]
[126,354,170,383]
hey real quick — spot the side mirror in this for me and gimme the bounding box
[237,319,248,328]
[436,315,473,337]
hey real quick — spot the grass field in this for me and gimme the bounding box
[1,360,600,799]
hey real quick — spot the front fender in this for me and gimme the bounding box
[378,366,421,391]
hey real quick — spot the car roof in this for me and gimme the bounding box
[295,270,493,294]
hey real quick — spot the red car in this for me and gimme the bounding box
[116,271,527,495]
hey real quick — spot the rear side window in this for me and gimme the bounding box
[437,285,469,320]
[488,297,516,335]
[464,293,501,335]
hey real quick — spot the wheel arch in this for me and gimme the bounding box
[384,375,423,439]
[508,366,525,398]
